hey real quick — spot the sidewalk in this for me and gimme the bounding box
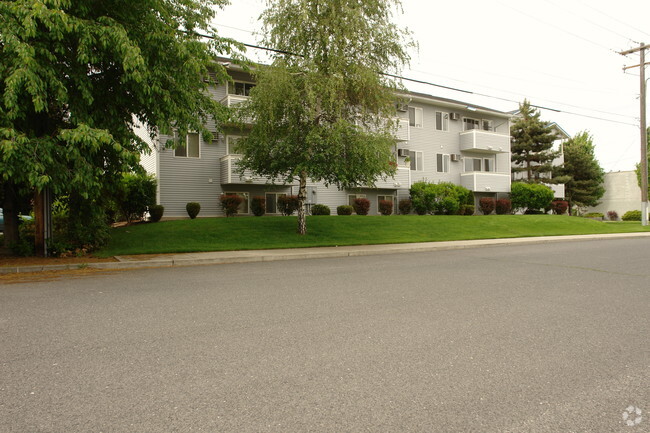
[2,232,650,274]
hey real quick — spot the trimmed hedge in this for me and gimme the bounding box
[337,205,353,215]
[398,199,412,215]
[353,198,370,215]
[220,194,243,217]
[148,205,164,222]
[479,197,495,215]
[278,195,300,216]
[311,204,331,215]
[251,196,266,216]
[379,199,393,216]
[460,204,475,216]
[495,199,512,215]
[622,210,645,221]
[186,202,200,219]
[510,182,554,213]
[550,200,568,215]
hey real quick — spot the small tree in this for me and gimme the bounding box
[479,198,495,215]
[251,196,266,216]
[115,172,157,224]
[277,195,300,216]
[379,200,393,216]
[353,198,371,215]
[495,198,511,215]
[398,199,412,215]
[220,194,243,217]
[510,182,554,213]
[550,200,568,215]
[186,202,201,219]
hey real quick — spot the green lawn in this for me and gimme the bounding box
[96,215,650,257]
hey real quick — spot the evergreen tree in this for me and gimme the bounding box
[554,131,605,213]
[236,0,414,235]
[0,0,234,248]
[511,100,563,184]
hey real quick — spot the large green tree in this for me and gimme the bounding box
[554,131,605,213]
[236,0,413,234]
[0,0,235,248]
[511,100,564,185]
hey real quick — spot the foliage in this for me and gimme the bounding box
[310,204,331,215]
[398,199,412,215]
[235,0,413,234]
[583,212,604,218]
[220,194,243,217]
[0,0,235,248]
[606,210,618,221]
[550,200,568,215]
[186,202,201,219]
[510,182,554,212]
[511,100,565,185]
[479,198,495,215]
[66,194,110,250]
[337,205,353,215]
[11,218,35,256]
[353,198,371,215]
[98,215,650,257]
[278,195,300,216]
[634,128,649,198]
[553,131,605,212]
[410,182,470,215]
[149,205,164,222]
[251,196,266,217]
[622,210,643,221]
[495,199,512,215]
[115,172,157,223]
[460,205,475,216]
[379,200,393,216]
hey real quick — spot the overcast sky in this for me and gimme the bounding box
[215,0,650,172]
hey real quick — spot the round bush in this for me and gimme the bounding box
[220,194,243,217]
[186,202,201,219]
[550,200,568,215]
[352,198,370,215]
[495,199,512,215]
[378,200,393,216]
[311,204,331,215]
[479,197,495,215]
[251,196,266,216]
[460,204,475,216]
[398,199,412,215]
[337,205,353,215]
[606,210,618,221]
[148,205,164,222]
[622,210,642,221]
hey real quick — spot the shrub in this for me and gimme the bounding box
[352,198,370,215]
[251,196,266,216]
[550,200,568,215]
[510,182,554,213]
[379,200,393,216]
[398,199,412,215]
[460,204,475,215]
[606,210,618,221]
[479,197,495,215]
[410,181,471,215]
[148,205,164,222]
[524,209,545,214]
[337,205,353,215]
[278,195,300,216]
[311,204,331,215]
[11,218,35,256]
[495,198,512,215]
[186,202,201,219]
[220,194,243,217]
[115,172,157,223]
[622,210,643,221]
[583,212,604,218]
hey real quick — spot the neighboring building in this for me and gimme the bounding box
[511,117,569,199]
[585,171,642,218]
[139,63,512,217]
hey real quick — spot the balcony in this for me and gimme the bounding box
[220,94,249,107]
[372,167,411,189]
[459,130,510,153]
[460,172,511,192]
[394,118,410,141]
[220,155,294,185]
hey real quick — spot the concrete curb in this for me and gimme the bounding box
[2,232,650,275]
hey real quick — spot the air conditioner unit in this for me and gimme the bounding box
[396,103,408,112]
[450,154,461,162]
[450,113,460,120]
[397,148,410,157]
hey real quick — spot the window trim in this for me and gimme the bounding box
[435,111,449,132]
[409,150,424,171]
[436,153,450,173]
[174,132,200,158]
[408,106,423,128]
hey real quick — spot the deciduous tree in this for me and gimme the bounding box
[236,0,414,234]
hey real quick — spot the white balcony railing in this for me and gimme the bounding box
[459,130,510,153]
[220,94,249,107]
[460,172,511,192]
[372,167,411,189]
[220,155,294,185]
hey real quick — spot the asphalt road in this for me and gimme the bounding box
[1,238,649,433]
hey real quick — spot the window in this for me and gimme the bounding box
[348,194,367,207]
[409,106,423,128]
[483,158,493,172]
[436,153,450,173]
[465,157,494,172]
[377,195,394,214]
[265,193,286,214]
[463,117,480,131]
[226,135,243,155]
[224,192,249,214]
[229,81,255,96]
[435,112,449,131]
[409,150,423,171]
[482,119,493,131]
[175,132,200,158]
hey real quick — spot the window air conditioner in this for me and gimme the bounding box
[396,103,408,112]
[397,148,410,157]
[450,113,460,120]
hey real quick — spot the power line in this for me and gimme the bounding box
[574,0,650,40]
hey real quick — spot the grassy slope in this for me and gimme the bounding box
[96,215,650,257]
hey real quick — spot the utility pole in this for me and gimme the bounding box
[619,43,649,226]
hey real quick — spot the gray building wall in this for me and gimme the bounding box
[586,171,643,218]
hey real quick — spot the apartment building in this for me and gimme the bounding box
[139,64,512,217]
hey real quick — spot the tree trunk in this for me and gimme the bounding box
[2,183,19,248]
[297,171,307,235]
